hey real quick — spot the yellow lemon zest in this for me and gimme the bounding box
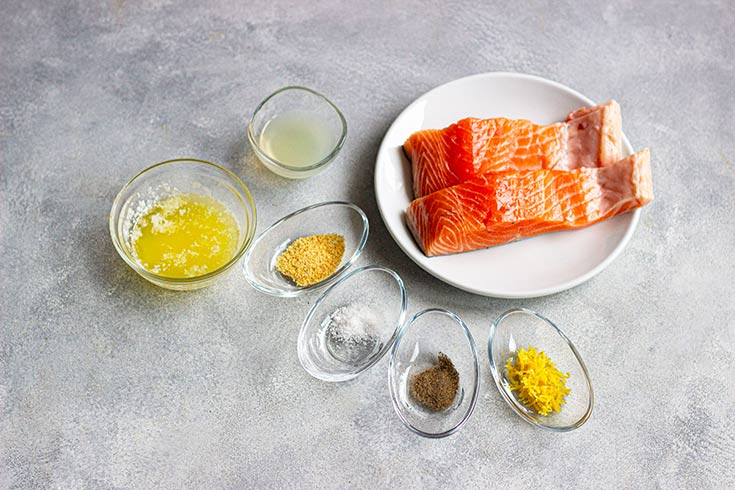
[505,345,571,416]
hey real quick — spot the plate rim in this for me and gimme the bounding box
[374,71,641,299]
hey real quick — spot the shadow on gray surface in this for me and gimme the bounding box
[227,132,286,190]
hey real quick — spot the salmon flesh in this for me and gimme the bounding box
[406,148,652,257]
[403,101,622,198]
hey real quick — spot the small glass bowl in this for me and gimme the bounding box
[243,201,368,297]
[109,158,257,290]
[389,308,480,438]
[248,86,347,179]
[488,308,594,432]
[298,265,407,382]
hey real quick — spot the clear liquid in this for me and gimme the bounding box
[259,111,336,167]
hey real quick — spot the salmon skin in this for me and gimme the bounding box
[406,148,652,257]
[403,101,622,198]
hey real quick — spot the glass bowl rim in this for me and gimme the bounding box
[242,200,369,297]
[247,85,348,172]
[297,264,408,382]
[388,307,481,439]
[487,307,594,432]
[108,157,258,285]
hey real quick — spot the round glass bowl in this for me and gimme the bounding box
[243,201,368,297]
[389,308,480,438]
[248,86,347,179]
[488,308,594,431]
[109,158,257,290]
[298,266,407,382]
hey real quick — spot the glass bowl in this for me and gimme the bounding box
[109,158,257,290]
[389,308,480,438]
[248,86,347,179]
[488,308,594,431]
[243,201,368,297]
[298,265,407,382]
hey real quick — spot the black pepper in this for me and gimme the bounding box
[410,352,459,411]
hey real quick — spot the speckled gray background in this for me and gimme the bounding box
[1,0,734,488]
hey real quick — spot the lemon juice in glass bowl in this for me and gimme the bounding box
[248,86,347,179]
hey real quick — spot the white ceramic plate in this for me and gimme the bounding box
[374,72,640,298]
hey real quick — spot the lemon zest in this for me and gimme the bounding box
[505,345,570,416]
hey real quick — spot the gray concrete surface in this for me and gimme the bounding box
[2,0,734,488]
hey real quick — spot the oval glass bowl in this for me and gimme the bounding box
[109,159,257,290]
[488,308,594,431]
[243,201,368,297]
[248,86,347,179]
[389,308,480,438]
[298,266,407,382]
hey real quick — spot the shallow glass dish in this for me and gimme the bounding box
[298,265,407,382]
[109,158,257,290]
[243,201,368,297]
[248,86,347,179]
[488,308,594,431]
[389,308,480,438]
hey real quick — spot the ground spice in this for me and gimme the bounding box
[276,233,345,286]
[410,352,459,411]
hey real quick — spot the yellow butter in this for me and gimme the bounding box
[131,194,239,278]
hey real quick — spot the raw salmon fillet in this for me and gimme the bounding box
[404,101,622,198]
[406,148,652,257]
